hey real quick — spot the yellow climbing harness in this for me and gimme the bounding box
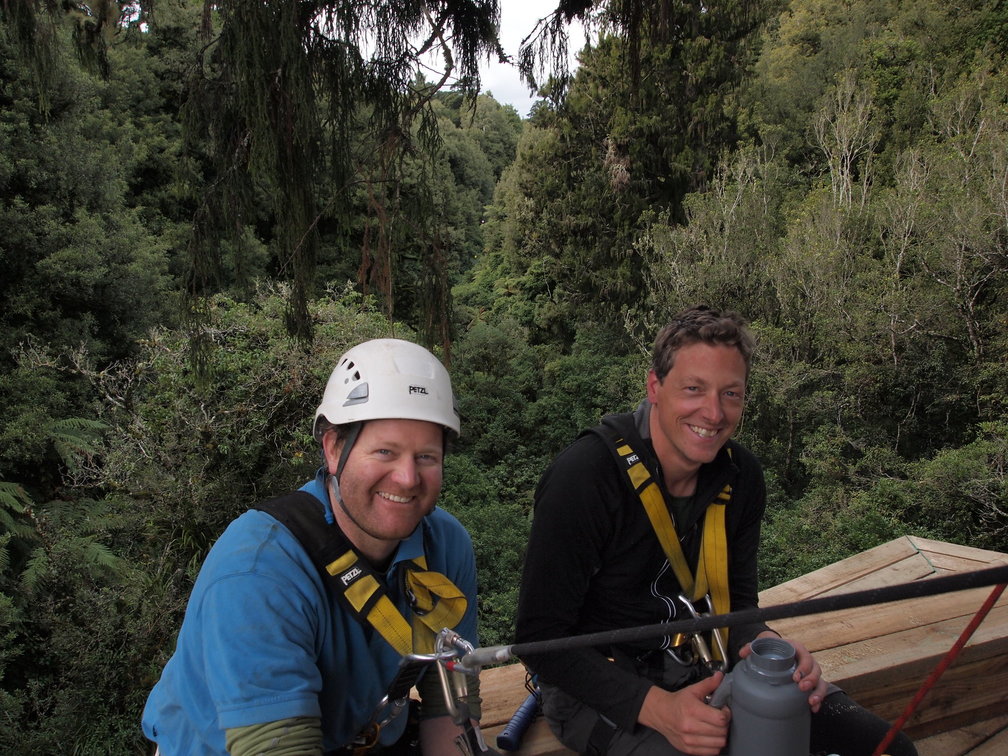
[254,491,470,751]
[612,437,733,664]
[326,550,468,655]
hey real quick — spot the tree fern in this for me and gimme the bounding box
[21,536,123,594]
[48,418,108,475]
[0,483,36,542]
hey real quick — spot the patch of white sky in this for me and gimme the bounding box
[127,1,585,119]
[418,1,588,118]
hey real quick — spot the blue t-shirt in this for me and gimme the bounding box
[142,471,479,754]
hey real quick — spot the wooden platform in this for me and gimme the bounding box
[477,536,1008,755]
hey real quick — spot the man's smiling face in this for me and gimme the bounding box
[646,341,747,491]
[323,418,444,562]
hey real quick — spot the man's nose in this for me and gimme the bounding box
[703,393,726,423]
[390,457,421,487]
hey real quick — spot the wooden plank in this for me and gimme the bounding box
[815,603,1008,681]
[916,714,1008,756]
[478,664,573,755]
[909,536,1008,568]
[481,719,575,756]
[919,551,1008,575]
[760,537,923,605]
[767,585,1007,653]
[841,645,1008,738]
[966,724,1008,755]
[817,555,936,596]
[479,663,535,728]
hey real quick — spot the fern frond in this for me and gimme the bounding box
[49,418,109,472]
[79,540,123,575]
[0,533,12,574]
[0,483,37,541]
[20,548,50,593]
[0,482,32,513]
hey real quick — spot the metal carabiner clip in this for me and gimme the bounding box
[677,593,727,672]
[433,630,502,755]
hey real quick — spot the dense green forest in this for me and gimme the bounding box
[1,0,1006,751]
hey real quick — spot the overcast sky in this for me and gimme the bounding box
[476,2,587,117]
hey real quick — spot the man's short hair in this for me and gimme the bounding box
[315,419,354,444]
[651,305,754,380]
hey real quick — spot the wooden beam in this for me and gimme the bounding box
[916,714,1008,756]
[760,538,924,604]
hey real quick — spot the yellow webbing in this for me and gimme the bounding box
[325,551,467,656]
[616,439,732,661]
[404,556,469,654]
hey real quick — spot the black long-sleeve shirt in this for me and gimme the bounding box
[515,400,771,730]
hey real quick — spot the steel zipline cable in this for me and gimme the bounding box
[458,563,1008,669]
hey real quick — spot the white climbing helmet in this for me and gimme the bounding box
[313,338,460,440]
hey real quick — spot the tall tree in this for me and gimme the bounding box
[3,0,505,351]
[180,0,504,353]
[467,0,775,345]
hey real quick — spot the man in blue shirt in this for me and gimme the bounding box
[143,339,482,755]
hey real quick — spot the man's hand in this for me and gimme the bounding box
[637,674,730,756]
[739,631,830,712]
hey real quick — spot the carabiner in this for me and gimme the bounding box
[677,593,727,672]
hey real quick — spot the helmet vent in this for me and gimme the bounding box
[343,382,370,406]
[342,359,360,383]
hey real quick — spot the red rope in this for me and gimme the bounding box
[871,582,1007,756]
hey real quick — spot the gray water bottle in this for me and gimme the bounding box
[708,637,810,756]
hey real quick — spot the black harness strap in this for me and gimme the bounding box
[256,491,346,572]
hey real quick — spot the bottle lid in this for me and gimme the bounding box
[748,637,797,674]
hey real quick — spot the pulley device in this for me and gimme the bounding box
[366,629,502,755]
[674,592,728,671]
[254,492,499,754]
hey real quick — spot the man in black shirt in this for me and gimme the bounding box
[515,306,916,756]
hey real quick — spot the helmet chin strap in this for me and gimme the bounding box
[327,462,383,563]
[335,422,363,481]
[326,421,365,530]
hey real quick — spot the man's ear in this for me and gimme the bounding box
[320,429,343,476]
[645,370,661,404]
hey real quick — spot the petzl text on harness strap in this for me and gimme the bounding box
[608,435,733,662]
[254,491,467,655]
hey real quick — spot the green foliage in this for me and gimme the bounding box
[0,28,176,368]
[0,483,34,579]
[341,92,520,345]
[10,547,170,754]
[472,2,776,346]
[440,454,529,647]
[182,0,505,341]
[1,1,1007,752]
